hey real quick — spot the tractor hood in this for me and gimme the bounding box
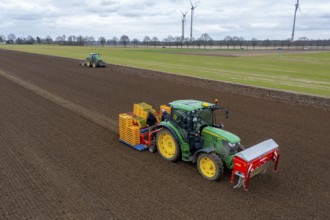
[202,126,240,144]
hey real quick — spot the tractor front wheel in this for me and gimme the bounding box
[197,153,224,181]
[156,129,180,161]
[92,62,97,68]
[86,59,91,67]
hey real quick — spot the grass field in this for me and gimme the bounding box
[1,44,329,97]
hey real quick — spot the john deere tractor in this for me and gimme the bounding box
[80,53,106,68]
[155,99,246,180]
[119,99,280,190]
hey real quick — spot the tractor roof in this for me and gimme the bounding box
[169,100,214,111]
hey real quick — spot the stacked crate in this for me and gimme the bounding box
[126,126,140,146]
[160,105,171,114]
[119,113,133,141]
[141,109,156,120]
[133,102,155,120]
[133,116,147,128]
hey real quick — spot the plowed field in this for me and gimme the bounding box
[0,49,329,219]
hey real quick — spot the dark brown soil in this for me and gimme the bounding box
[0,49,329,219]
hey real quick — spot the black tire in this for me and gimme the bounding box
[197,153,224,181]
[148,145,157,153]
[86,58,91,67]
[156,129,181,162]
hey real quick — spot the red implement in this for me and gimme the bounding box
[230,139,280,191]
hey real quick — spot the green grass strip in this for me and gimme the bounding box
[1,44,329,97]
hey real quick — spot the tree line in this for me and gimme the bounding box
[1,33,329,50]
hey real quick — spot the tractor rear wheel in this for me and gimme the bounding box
[156,129,180,161]
[197,153,224,181]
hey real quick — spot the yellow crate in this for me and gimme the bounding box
[126,126,140,145]
[133,116,147,128]
[141,109,156,120]
[160,105,171,114]
[119,113,133,127]
[133,102,152,118]
[119,114,133,140]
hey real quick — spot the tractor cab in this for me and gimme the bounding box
[169,100,226,136]
[90,53,100,61]
[169,100,221,153]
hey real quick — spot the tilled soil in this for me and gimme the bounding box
[0,49,329,219]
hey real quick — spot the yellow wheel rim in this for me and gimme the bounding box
[157,133,176,159]
[199,157,216,178]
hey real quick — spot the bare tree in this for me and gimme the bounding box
[77,35,85,46]
[232,36,240,49]
[224,36,232,49]
[34,36,40,44]
[87,36,94,46]
[132,38,140,47]
[251,38,258,49]
[7,33,16,43]
[67,35,75,44]
[163,35,176,48]
[16,37,24,44]
[143,36,151,48]
[99,37,106,46]
[200,33,212,49]
[56,36,64,44]
[26,35,35,44]
[152,36,159,48]
[120,35,130,47]
[238,36,245,49]
[0,35,6,43]
[264,39,271,49]
[110,37,118,47]
[45,35,53,45]
[174,36,182,48]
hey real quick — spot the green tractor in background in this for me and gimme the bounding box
[155,99,245,180]
[80,53,106,68]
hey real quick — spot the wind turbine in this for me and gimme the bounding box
[291,0,300,41]
[180,10,188,43]
[190,0,198,42]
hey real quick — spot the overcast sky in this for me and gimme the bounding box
[1,0,329,41]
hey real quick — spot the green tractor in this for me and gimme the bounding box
[80,53,106,68]
[119,99,280,190]
[155,99,244,180]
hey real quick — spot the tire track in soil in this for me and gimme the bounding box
[0,70,302,219]
[0,82,118,219]
[0,70,118,134]
[0,75,192,219]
